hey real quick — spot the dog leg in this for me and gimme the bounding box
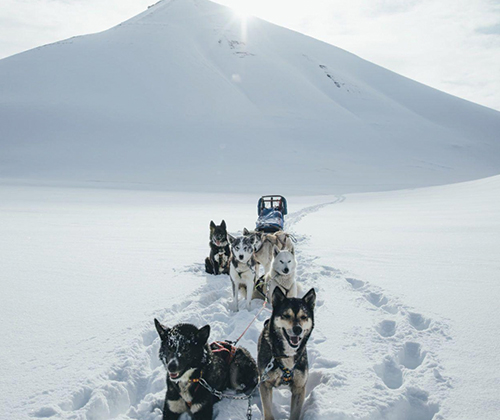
[191,401,213,420]
[232,280,239,312]
[290,386,305,420]
[263,261,272,276]
[214,260,220,275]
[255,262,261,277]
[267,282,276,303]
[162,398,182,420]
[245,279,254,310]
[205,257,214,274]
[259,381,275,420]
[288,282,298,299]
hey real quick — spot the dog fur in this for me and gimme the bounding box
[205,220,230,275]
[257,288,316,420]
[265,245,297,300]
[229,235,257,311]
[154,320,258,419]
[243,228,295,277]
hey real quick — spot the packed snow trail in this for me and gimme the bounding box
[32,197,450,419]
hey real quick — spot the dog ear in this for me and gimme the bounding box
[243,227,250,235]
[273,245,280,257]
[302,288,316,310]
[221,220,226,229]
[290,246,295,256]
[154,318,170,340]
[210,220,216,230]
[272,287,287,308]
[228,234,235,245]
[197,325,211,345]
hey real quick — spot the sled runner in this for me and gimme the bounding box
[256,195,287,232]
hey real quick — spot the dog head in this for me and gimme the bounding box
[272,245,296,275]
[271,288,316,354]
[210,220,228,247]
[229,235,254,264]
[243,228,264,251]
[154,319,210,381]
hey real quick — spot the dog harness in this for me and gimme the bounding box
[253,236,273,254]
[233,258,256,278]
[210,341,237,365]
[275,359,294,383]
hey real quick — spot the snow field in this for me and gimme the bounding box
[28,197,451,420]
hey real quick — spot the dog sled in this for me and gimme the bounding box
[255,195,287,233]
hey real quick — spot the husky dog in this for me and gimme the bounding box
[154,320,258,420]
[229,235,257,311]
[243,228,295,277]
[205,220,230,275]
[258,288,316,420]
[265,245,297,300]
[272,231,295,254]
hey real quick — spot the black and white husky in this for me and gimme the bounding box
[154,320,258,420]
[205,220,231,275]
[229,235,257,311]
[258,288,316,420]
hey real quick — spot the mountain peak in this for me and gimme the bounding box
[0,0,499,193]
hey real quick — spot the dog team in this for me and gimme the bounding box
[154,220,316,420]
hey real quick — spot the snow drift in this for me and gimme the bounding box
[0,0,499,193]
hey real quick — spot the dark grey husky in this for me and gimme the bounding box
[205,220,231,275]
[257,288,316,420]
[154,320,258,420]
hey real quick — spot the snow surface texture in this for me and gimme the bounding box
[2,176,499,419]
[1,0,500,194]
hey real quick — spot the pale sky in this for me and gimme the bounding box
[1,0,499,111]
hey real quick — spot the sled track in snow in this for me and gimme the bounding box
[32,197,451,420]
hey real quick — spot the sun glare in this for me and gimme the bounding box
[232,4,253,20]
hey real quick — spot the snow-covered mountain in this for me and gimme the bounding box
[0,0,499,193]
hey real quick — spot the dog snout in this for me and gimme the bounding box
[239,255,244,260]
[167,360,179,372]
[293,325,302,335]
[283,267,289,274]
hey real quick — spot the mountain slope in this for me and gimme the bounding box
[0,0,499,193]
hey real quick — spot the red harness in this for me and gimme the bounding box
[210,341,237,365]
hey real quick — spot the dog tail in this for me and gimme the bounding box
[205,257,215,274]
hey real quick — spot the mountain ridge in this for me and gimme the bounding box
[0,0,499,194]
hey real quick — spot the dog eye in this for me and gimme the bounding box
[280,260,284,264]
[300,315,307,320]
[282,314,291,320]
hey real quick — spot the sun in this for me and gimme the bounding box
[231,3,253,20]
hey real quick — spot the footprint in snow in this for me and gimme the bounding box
[376,319,397,337]
[374,356,403,389]
[408,312,431,331]
[365,291,389,308]
[398,342,426,369]
[346,277,365,289]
